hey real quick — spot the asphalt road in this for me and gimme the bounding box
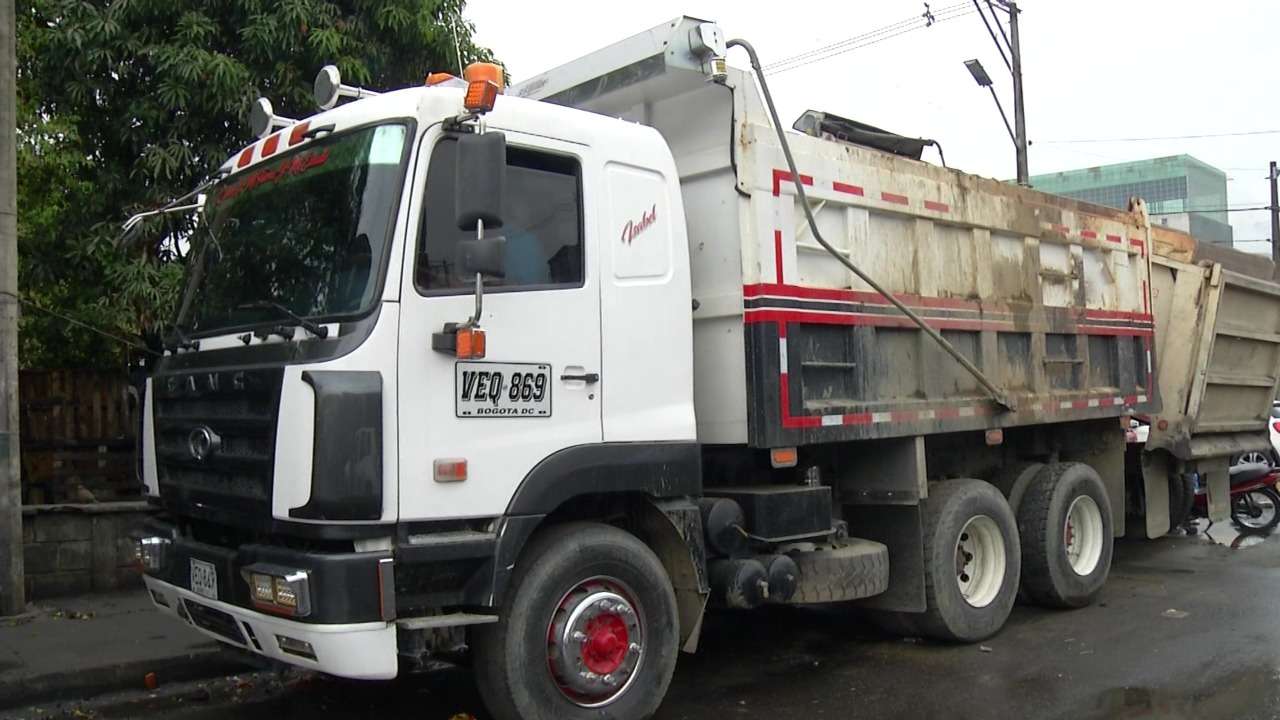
[39,522,1280,720]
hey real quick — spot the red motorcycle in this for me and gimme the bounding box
[1192,462,1280,532]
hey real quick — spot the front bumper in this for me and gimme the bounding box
[144,575,398,680]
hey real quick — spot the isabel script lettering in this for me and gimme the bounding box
[620,204,657,246]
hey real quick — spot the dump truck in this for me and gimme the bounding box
[132,16,1201,720]
[1125,225,1280,535]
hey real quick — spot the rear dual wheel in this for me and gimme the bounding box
[1016,463,1113,608]
[873,479,1021,642]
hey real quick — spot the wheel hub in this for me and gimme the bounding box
[954,515,1005,609]
[1064,495,1104,576]
[547,581,644,708]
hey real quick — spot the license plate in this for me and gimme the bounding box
[456,362,552,418]
[190,559,218,600]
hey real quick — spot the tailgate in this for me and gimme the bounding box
[1187,267,1280,436]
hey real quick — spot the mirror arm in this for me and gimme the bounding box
[459,272,484,331]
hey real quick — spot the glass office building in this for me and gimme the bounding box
[1029,155,1233,245]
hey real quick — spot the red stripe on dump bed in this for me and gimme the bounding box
[1130,238,1146,257]
[1105,234,1123,244]
[923,200,950,213]
[833,181,865,196]
[773,169,814,196]
[779,375,821,429]
[881,192,909,205]
[1051,224,1070,235]
[1080,230,1098,239]
[745,283,978,310]
[774,230,784,285]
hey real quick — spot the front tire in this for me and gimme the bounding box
[1016,462,1114,609]
[473,522,679,720]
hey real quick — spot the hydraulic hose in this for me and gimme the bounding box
[726,39,1016,412]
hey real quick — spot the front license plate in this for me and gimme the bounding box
[190,559,218,600]
[456,362,552,418]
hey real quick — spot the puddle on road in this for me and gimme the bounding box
[1094,667,1280,719]
[1171,518,1277,549]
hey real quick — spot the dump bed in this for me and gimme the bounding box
[515,16,1158,447]
[1144,252,1280,459]
[718,118,1156,447]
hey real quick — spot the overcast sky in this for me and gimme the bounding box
[466,0,1278,254]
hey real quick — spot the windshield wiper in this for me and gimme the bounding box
[163,324,200,353]
[235,301,330,339]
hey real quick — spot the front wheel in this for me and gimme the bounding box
[1231,488,1280,532]
[473,522,679,720]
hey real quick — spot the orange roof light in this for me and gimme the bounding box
[463,62,504,92]
[463,80,500,114]
[425,72,457,86]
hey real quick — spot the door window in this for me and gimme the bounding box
[416,138,584,293]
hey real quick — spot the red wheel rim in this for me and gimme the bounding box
[545,577,645,708]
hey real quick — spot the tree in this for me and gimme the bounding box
[16,0,494,369]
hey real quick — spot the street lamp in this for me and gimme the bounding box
[964,58,1015,149]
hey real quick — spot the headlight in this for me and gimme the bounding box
[249,573,275,603]
[241,564,312,617]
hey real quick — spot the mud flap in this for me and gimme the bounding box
[634,498,710,653]
[1141,451,1171,537]
[1200,456,1231,523]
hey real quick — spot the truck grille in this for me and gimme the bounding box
[153,368,284,512]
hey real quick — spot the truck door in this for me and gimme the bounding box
[397,132,601,520]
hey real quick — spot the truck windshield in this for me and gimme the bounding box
[180,122,409,337]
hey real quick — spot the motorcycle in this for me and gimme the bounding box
[1191,461,1280,532]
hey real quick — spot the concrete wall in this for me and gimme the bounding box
[22,502,155,600]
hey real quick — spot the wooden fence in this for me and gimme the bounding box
[19,369,140,505]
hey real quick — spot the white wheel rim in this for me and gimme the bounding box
[955,515,1005,608]
[1235,491,1278,530]
[1064,495,1104,576]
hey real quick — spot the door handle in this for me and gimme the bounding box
[560,372,600,384]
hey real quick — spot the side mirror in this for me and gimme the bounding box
[456,132,506,231]
[457,236,507,279]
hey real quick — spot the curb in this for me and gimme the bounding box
[0,646,254,712]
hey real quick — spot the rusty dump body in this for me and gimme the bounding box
[683,69,1158,449]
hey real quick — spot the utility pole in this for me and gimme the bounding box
[0,0,25,616]
[1270,161,1279,268]
[1008,1,1029,186]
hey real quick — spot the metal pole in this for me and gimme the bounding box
[0,0,27,616]
[1270,161,1279,267]
[987,86,1016,146]
[1008,1,1029,186]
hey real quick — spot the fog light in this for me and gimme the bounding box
[134,536,171,573]
[150,590,170,608]
[275,635,317,661]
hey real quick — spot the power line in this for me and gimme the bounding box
[1039,129,1280,144]
[0,290,160,356]
[764,3,974,75]
[763,3,967,71]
